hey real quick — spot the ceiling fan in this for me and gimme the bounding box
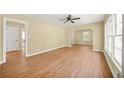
[59,15,80,24]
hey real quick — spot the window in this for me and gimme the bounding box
[113,15,122,65]
[104,14,122,67]
[82,31,90,41]
[105,16,113,55]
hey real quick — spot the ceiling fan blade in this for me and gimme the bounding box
[63,20,69,24]
[68,15,71,19]
[71,17,80,20]
[71,20,75,23]
[59,18,66,21]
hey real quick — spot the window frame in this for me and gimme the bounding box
[104,14,122,68]
[113,15,122,66]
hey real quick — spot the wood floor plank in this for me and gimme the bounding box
[0,45,113,78]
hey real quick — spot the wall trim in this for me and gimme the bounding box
[103,51,118,78]
[73,43,93,46]
[27,45,66,57]
[93,49,103,52]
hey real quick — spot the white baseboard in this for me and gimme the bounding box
[27,45,66,57]
[93,49,103,52]
[66,45,72,47]
[103,51,117,78]
[73,43,93,46]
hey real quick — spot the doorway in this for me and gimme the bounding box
[73,30,93,45]
[2,17,28,63]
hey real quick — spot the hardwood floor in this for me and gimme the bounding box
[0,45,113,78]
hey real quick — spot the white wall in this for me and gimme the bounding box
[66,27,72,47]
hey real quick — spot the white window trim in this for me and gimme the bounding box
[104,14,122,71]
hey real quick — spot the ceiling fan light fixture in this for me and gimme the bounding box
[60,14,80,24]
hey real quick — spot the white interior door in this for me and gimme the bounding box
[6,26,19,52]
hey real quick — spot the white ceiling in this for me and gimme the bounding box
[27,14,105,27]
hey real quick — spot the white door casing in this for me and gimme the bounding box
[2,17,28,64]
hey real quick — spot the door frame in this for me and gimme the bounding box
[2,17,28,63]
[72,29,93,46]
